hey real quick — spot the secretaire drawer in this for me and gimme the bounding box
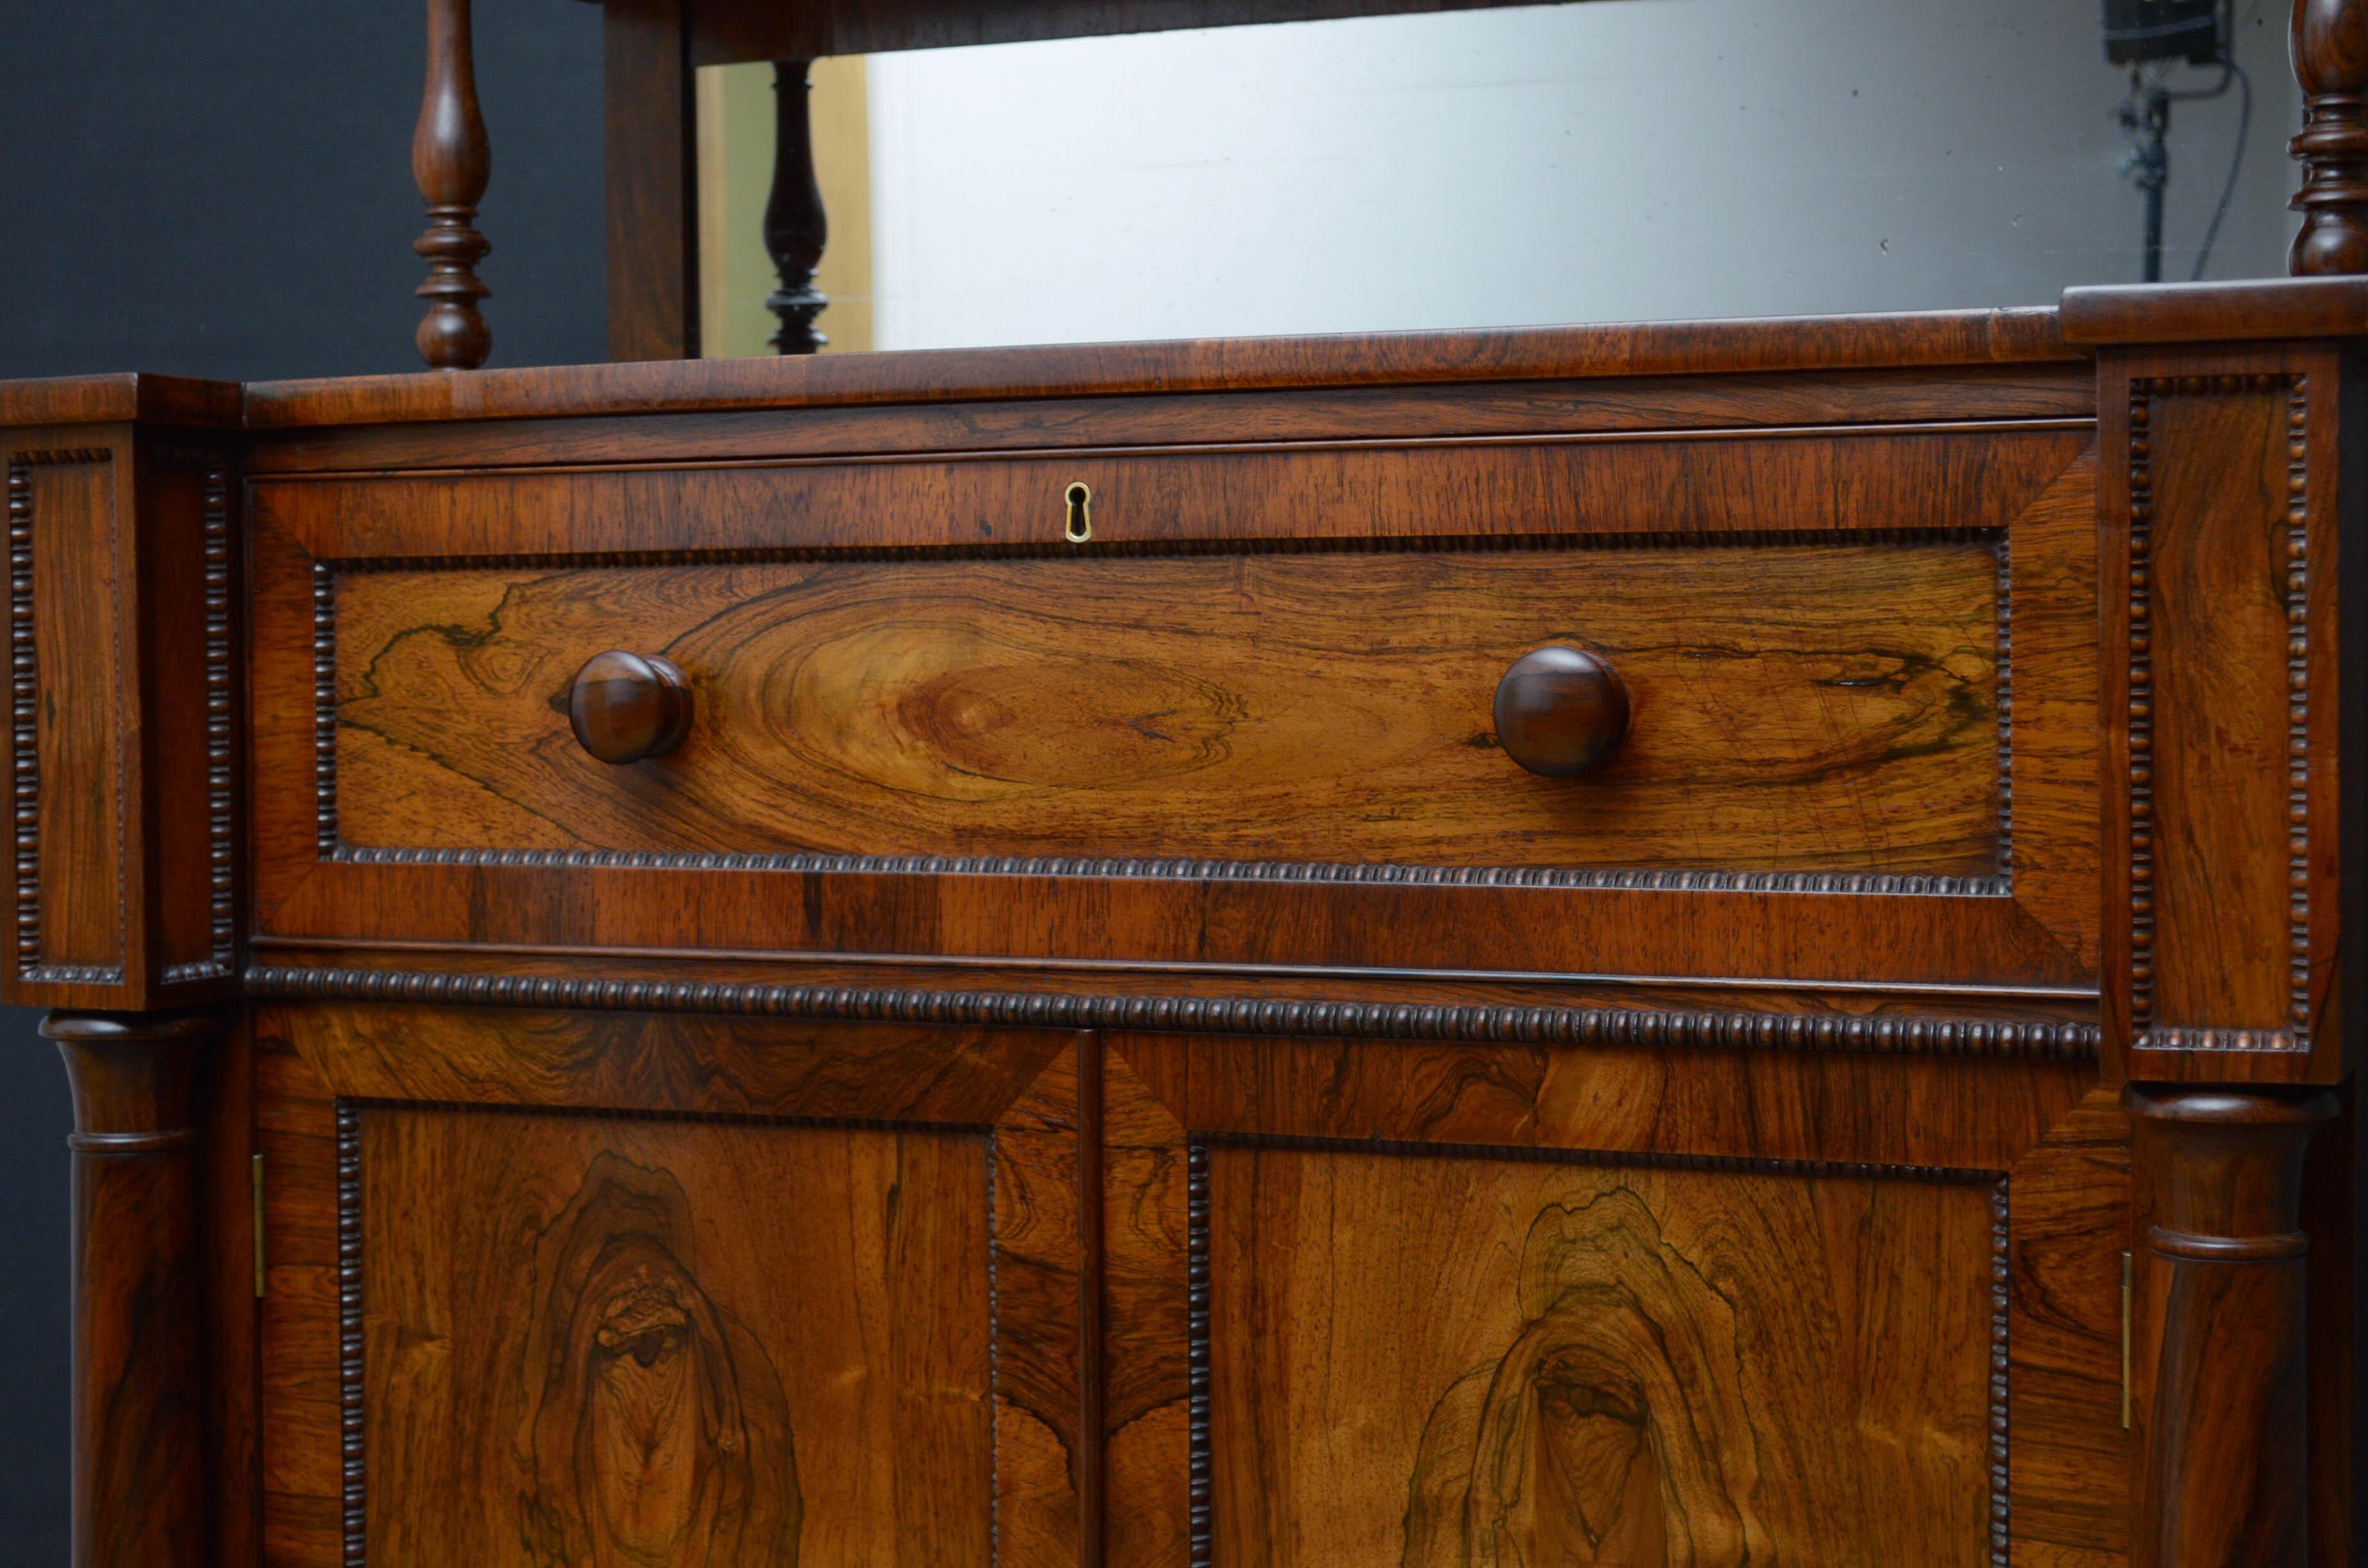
[325,540,2000,878]
[246,420,2100,986]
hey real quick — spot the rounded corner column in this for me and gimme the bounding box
[45,1008,224,1568]
[2125,1084,2337,1568]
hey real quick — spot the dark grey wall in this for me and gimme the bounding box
[0,1,605,1553]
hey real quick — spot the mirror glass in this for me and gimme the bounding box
[695,0,2296,356]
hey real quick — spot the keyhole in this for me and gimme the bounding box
[1064,482,1092,543]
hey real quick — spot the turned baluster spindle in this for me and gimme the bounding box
[414,0,493,368]
[766,60,829,354]
[47,1011,222,1568]
[2291,0,2368,274]
[2126,1086,2335,1568]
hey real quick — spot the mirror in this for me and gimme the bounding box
[695,0,2296,357]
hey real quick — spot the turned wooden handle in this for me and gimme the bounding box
[1493,646,1631,777]
[568,650,693,764]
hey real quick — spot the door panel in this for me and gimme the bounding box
[254,1003,1089,1567]
[359,1105,987,1566]
[1098,1031,2134,1568]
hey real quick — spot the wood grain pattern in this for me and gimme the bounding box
[1097,1031,2131,1568]
[2060,276,2368,343]
[242,366,2096,477]
[2127,1087,2337,1568]
[2100,348,2347,1084]
[360,1105,987,1565]
[326,539,2005,879]
[15,446,126,983]
[0,420,240,1012]
[2291,0,2368,275]
[1202,1141,2000,1568]
[410,0,491,370]
[255,1002,1090,1567]
[240,311,2077,429]
[244,420,2100,992]
[604,0,698,361]
[47,1010,223,1568]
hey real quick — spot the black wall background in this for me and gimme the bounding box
[0,2,607,1553]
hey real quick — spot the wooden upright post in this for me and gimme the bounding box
[2127,1088,2336,1568]
[604,0,700,360]
[413,0,493,369]
[2292,0,2368,274]
[764,61,829,354]
[48,1010,223,1568]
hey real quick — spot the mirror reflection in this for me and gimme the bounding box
[694,0,2294,356]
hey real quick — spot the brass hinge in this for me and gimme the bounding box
[252,1153,267,1299]
[2119,1249,2132,1431]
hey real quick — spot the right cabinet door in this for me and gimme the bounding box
[1097,1029,2133,1568]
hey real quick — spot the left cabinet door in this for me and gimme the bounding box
[253,1000,1094,1567]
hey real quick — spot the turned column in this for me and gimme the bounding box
[45,1011,221,1568]
[413,0,493,368]
[2127,1088,2335,1568]
[2292,0,2368,273]
[2077,306,2362,1566]
[765,60,828,354]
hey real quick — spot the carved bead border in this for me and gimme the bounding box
[2123,374,2313,1052]
[242,965,2100,1059]
[313,564,337,860]
[161,464,236,984]
[323,845,2012,897]
[2283,377,2312,1046]
[334,1100,365,1568]
[1185,1139,1213,1568]
[9,450,128,988]
[1181,1132,2010,1568]
[309,519,2019,899]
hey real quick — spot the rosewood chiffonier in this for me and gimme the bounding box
[12,3,2368,1567]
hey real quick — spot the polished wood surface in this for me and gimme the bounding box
[2128,1087,2337,1568]
[326,540,2002,874]
[2062,275,2368,343]
[0,416,240,1012]
[242,309,2078,426]
[1492,644,1630,778]
[604,0,702,362]
[764,61,828,354]
[253,1002,1083,1565]
[411,0,493,370]
[1099,1029,2125,1568]
[47,1010,223,1568]
[8,281,2368,1565]
[2098,348,2346,1084]
[2292,0,2368,275]
[240,395,2101,988]
[567,649,695,764]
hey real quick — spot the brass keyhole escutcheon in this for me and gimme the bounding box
[1064,482,1092,543]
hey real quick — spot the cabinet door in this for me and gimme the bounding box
[1098,1031,2134,1568]
[255,1003,1092,1567]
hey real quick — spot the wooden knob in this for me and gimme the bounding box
[1493,646,1630,777]
[568,650,693,764]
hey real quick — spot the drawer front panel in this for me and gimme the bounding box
[329,539,2002,879]
[251,420,2099,987]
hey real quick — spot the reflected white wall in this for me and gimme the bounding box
[864,0,2298,348]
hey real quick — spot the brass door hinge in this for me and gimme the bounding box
[252,1153,267,1299]
[2119,1249,2132,1431]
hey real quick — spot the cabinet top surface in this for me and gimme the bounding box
[8,282,2364,434]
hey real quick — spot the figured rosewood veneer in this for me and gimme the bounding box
[239,345,2106,993]
[4,285,2366,1568]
